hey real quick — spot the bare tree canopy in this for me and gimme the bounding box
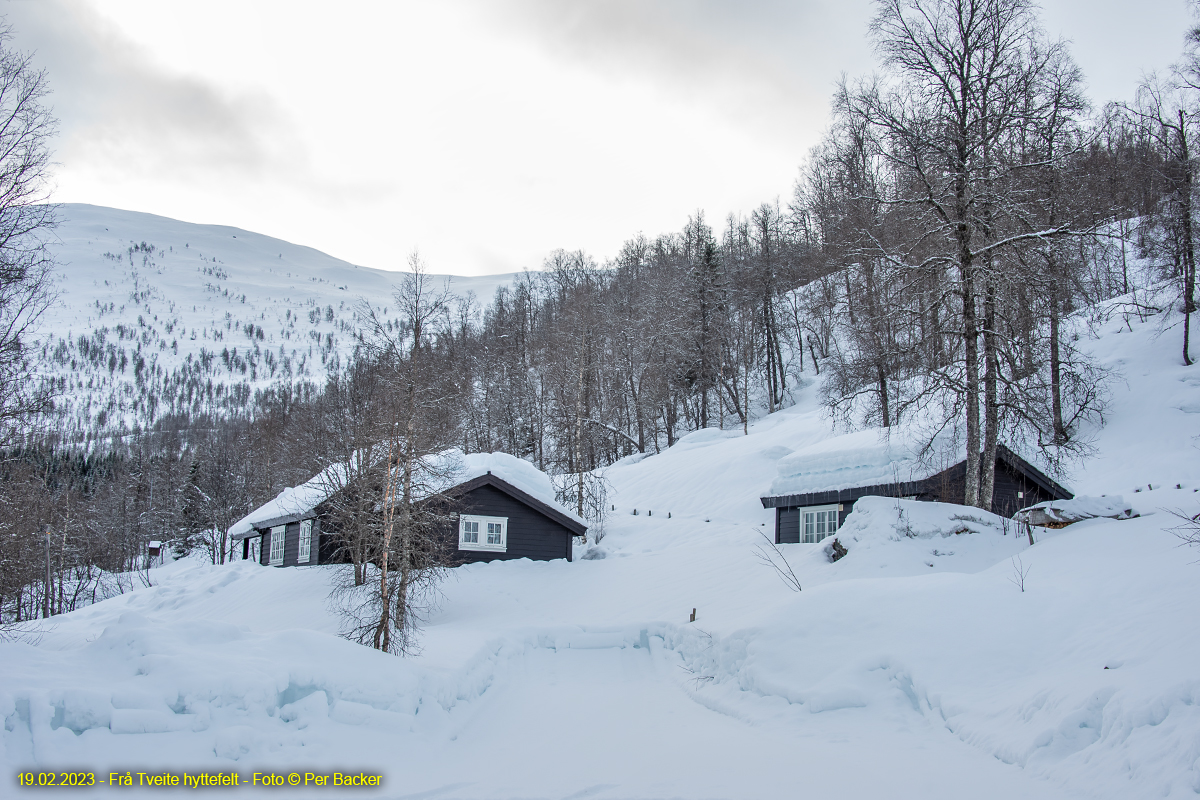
[0,22,56,445]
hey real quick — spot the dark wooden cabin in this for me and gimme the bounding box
[231,470,586,566]
[760,444,1072,545]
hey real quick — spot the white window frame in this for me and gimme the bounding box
[268,525,286,565]
[298,519,314,564]
[801,504,841,543]
[459,514,508,552]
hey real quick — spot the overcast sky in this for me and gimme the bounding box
[4,0,1193,276]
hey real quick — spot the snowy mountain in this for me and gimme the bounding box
[36,204,518,436]
[3,293,1198,798]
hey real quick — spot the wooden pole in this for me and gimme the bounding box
[43,531,51,619]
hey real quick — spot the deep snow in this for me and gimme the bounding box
[4,285,1200,798]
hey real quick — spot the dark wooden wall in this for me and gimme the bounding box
[925,460,1056,515]
[455,483,573,562]
[776,508,800,544]
[254,519,323,567]
[775,501,859,544]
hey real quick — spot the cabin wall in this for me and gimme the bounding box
[255,520,321,567]
[456,483,573,562]
[776,508,800,544]
[992,464,1055,516]
[926,462,967,505]
[925,459,1056,516]
[776,503,852,544]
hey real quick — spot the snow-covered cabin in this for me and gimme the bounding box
[759,430,1071,545]
[229,451,587,566]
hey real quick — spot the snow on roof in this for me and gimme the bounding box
[440,450,586,527]
[766,428,951,497]
[229,461,350,539]
[230,450,583,539]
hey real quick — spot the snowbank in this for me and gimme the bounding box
[802,496,1030,578]
[835,495,1010,541]
[1015,495,1136,527]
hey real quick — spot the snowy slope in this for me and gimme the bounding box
[1067,289,1200,493]
[37,204,518,433]
[3,288,1199,798]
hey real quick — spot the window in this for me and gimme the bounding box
[268,525,286,565]
[459,514,507,552]
[801,505,841,543]
[298,519,313,564]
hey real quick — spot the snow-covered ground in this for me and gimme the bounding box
[38,204,518,433]
[4,288,1199,798]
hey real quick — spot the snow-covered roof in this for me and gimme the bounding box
[766,428,950,498]
[447,451,586,527]
[230,450,583,539]
[229,461,351,539]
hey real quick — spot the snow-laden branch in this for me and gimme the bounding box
[583,418,643,452]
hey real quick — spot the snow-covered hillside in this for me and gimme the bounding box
[37,204,517,435]
[3,282,1198,798]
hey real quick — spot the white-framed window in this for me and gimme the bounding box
[298,519,314,563]
[268,525,286,565]
[801,505,841,543]
[459,514,507,552]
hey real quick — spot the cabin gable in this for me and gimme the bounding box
[453,482,575,562]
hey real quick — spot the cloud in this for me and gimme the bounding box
[470,0,875,147]
[2,0,386,202]
[6,1,285,176]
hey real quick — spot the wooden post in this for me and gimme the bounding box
[689,608,696,623]
[43,531,51,619]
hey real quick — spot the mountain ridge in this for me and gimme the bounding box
[34,204,519,438]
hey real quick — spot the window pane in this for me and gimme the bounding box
[299,520,312,562]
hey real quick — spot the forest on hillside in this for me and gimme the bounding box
[2,0,1198,652]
